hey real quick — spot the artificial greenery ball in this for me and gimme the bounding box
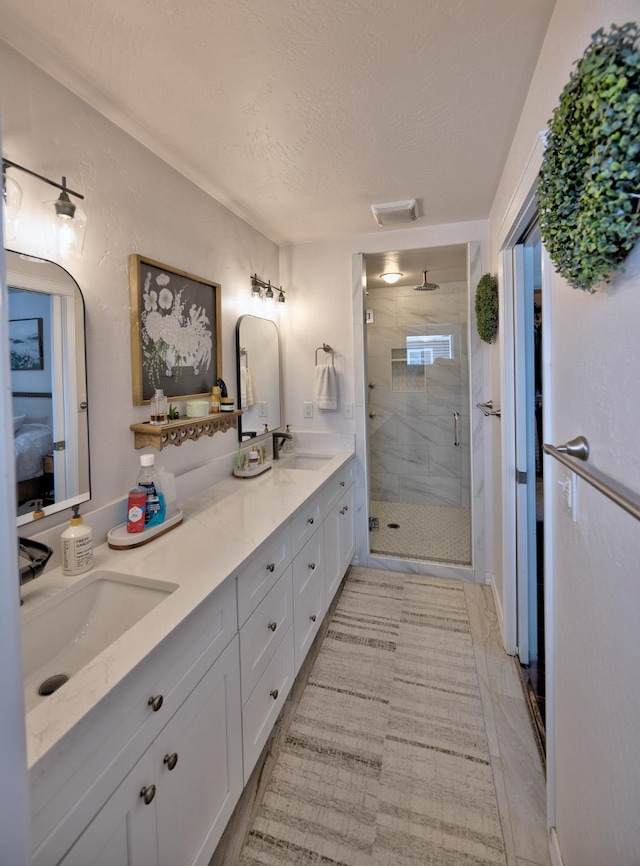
[538,22,640,292]
[475,273,499,344]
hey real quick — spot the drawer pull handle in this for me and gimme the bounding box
[268,621,277,632]
[308,562,316,570]
[340,481,345,487]
[163,752,179,771]
[266,562,276,573]
[270,688,279,700]
[148,694,164,712]
[140,784,156,805]
[307,517,314,525]
[310,613,317,622]
[340,507,345,515]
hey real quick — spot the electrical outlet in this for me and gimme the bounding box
[343,402,354,419]
[258,401,267,417]
[303,402,313,419]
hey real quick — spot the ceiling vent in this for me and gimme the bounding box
[371,199,418,227]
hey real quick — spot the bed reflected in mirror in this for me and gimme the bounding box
[7,251,90,525]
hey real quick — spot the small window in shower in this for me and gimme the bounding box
[406,334,454,364]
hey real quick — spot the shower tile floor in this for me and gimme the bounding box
[370,500,471,565]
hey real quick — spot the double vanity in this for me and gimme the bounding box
[22,448,355,866]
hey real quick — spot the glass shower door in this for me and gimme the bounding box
[365,278,471,565]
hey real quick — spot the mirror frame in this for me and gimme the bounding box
[235,314,283,443]
[7,250,91,525]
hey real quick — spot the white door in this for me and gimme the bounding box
[513,226,540,664]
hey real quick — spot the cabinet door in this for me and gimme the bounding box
[155,636,242,866]
[58,750,158,866]
[323,499,341,605]
[339,483,355,572]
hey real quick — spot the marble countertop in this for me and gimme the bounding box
[22,449,354,772]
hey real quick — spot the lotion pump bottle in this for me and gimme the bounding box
[62,505,94,575]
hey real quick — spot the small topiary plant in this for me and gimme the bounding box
[475,273,499,343]
[538,22,640,292]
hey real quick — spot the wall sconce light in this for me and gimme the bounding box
[251,274,286,315]
[2,158,87,259]
[380,272,403,284]
[2,162,22,241]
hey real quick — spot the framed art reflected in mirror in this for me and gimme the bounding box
[130,254,222,405]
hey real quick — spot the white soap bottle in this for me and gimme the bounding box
[61,505,94,575]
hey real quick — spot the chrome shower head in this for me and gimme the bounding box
[414,270,439,291]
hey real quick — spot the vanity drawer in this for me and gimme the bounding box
[237,524,292,626]
[292,526,324,601]
[242,626,295,784]
[291,491,323,556]
[293,567,324,676]
[240,569,293,705]
[323,460,354,514]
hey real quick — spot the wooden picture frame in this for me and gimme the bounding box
[129,254,222,405]
[9,317,44,370]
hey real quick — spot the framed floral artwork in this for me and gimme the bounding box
[129,254,222,405]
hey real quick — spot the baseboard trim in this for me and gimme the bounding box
[489,573,508,648]
[549,826,564,866]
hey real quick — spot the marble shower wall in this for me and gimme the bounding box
[365,281,470,508]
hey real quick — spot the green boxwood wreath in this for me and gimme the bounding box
[475,273,499,343]
[538,22,640,292]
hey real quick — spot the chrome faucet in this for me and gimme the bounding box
[272,430,293,460]
[18,537,53,587]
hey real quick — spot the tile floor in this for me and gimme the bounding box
[462,579,550,866]
[370,501,471,565]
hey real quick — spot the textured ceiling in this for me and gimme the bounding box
[0,0,556,246]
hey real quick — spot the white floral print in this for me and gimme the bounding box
[140,270,212,387]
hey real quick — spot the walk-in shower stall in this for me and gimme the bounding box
[359,244,478,570]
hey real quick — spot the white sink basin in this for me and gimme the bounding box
[22,570,178,712]
[277,452,334,470]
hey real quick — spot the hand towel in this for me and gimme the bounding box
[240,366,254,409]
[314,363,337,410]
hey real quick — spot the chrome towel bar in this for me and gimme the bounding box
[543,436,640,523]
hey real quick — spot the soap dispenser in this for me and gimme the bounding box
[61,505,94,575]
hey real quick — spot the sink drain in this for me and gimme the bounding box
[387,522,400,529]
[38,674,69,696]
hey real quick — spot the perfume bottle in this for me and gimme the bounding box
[150,388,167,425]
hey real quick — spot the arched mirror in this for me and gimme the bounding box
[7,250,90,525]
[236,315,282,442]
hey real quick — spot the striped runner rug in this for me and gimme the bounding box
[237,567,506,866]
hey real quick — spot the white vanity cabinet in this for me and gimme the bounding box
[323,462,355,604]
[32,580,242,866]
[32,453,356,865]
[57,636,242,866]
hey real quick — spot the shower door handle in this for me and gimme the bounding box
[453,412,460,447]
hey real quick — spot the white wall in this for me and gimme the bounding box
[489,2,640,863]
[0,42,280,546]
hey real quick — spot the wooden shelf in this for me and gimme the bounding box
[130,411,241,451]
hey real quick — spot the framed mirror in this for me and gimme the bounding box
[235,315,282,442]
[7,250,90,525]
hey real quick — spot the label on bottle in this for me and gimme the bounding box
[62,534,93,574]
[127,489,147,533]
[139,481,162,524]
